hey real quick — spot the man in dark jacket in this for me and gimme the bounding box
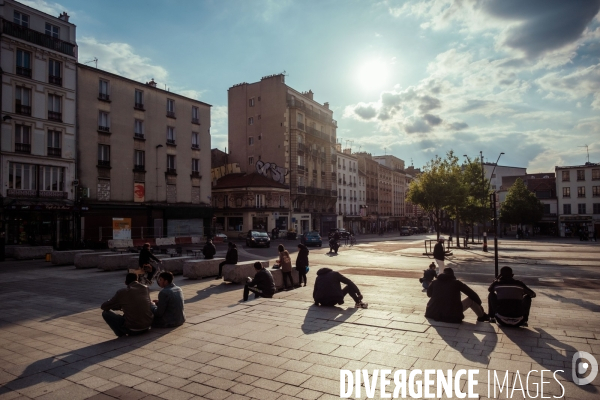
[329,231,341,254]
[421,262,437,291]
[152,272,185,328]
[139,243,162,282]
[202,238,216,259]
[488,266,536,326]
[217,242,238,279]
[433,239,445,269]
[101,273,154,337]
[425,268,488,323]
[243,262,276,301]
[313,268,368,308]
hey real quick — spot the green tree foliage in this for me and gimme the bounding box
[407,151,464,238]
[460,156,491,229]
[500,178,544,227]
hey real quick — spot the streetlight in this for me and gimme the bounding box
[488,152,504,277]
[0,115,12,261]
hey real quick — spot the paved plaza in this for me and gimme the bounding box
[0,235,599,399]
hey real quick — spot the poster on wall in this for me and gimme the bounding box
[113,218,132,239]
[134,183,145,202]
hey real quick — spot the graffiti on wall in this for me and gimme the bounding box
[256,160,288,184]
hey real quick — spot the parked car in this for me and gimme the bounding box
[246,230,271,248]
[214,233,228,242]
[301,231,322,247]
[400,228,411,236]
[328,228,351,239]
[418,227,428,233]
[411,227,420,235]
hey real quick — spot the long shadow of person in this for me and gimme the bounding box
[301,304,358,334]
[429,321,498,366]
[185,282,242,304]
[545,293,600,313]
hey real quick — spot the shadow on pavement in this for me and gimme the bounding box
[186,282,241,304]
[544,294,600,312]
[301,304,357,334]
[430,321,498,364]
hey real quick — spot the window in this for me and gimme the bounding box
[249,137,254,146]
[191,132,199,149]
[280,195,284,207]
[47,130,61,157]
[8,162,36,190]
[99,80,109,100]
[134,150,145,171]
[15,86,31,115]
[577,170,585,181]
[47,59,62,85]
[562,171,570,181]
[98,144,110,167]
[562,187,570,198]
[167,127,175,144]
[98,111,109,132]
[41,166,64,191]
[594,203,600,214]
[16,50,31,77]
[249,157,254,165]
[594,186,600,197]
[192,159,199,174]
[167,99,175,118]
[297,113,304,129]
[249,98,255,107]
[192,106,199,124]
[577,186,586,198]
[592,169,600,180]
[15,125,31,153]
[248,117,254,125]
[563,204,571,215]
[134,90,144,109]
[578,203,587,214]
[45,23,59,38]
[134,119,144,138]
[14,11,29,27]
[167,155,176,172]
[47,94,62,121]
[543,204,551,214]
[255,194,264,208]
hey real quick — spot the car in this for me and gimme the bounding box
[418,227,428,233]
[301,231,322,247]
[246,230,271,248]
[328,228,351,239]
[400,228,411,236]
[214,233,228,242]
[411,227,420,235]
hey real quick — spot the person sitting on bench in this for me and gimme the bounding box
[488,266,536,327]
[243,262,276,301]
[216,242,237,279]
[202,238,216,259]
[313,268,368,308]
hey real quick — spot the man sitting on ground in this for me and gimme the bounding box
[420,262,437,292]
[151,271,185,328]
[101,273,154,337]
[202,238,216,259]
[425,267,489,323]
[488,266,536,326]
[313,268,368,308]
[243,262,276,301]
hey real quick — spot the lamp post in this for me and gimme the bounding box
[488,152,504,277]
[0,115,12,262]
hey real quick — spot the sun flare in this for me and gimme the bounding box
[357,59,389,89]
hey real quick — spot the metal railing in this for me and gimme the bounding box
[2,19,75,56]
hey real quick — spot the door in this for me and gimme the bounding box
[154,219,163,238]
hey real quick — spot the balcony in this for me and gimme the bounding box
[15,143,31,153]
[331,155,337,163]
[297,185,306,194]
[15,104,31,116]
[191,144,200,150]
[192,118,200,125]
[49,75,62,86]
[578,194,586,198]
[297,122,305,130]
[331,172,336,178]
[133,164,145,172]
[16,66,32,78]
[97,160,110,168]
[98,93,110,102]
[297,143,306,152]
[321,171,325,177]
[134,133,145,140]
[98,125,110,133]
[287,98,336,126]
[166,139,176,145]
[312,169,317,176]
[298,165,305,172]
[2,19,75,56]
[166,168,177,175]
[134,102,145,111]
[48,111,62,122]
[331,190,337,197]
[191,171,201,178]
[47,147,61,157]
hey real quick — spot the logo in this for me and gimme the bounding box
[572,351,598,386]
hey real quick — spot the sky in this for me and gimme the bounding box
[24,0,600,172]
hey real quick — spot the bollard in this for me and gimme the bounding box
[483,232,488,252]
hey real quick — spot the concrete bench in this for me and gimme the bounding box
[222,260,270,284]
[51,249,94,266]
[13,246,54,260]
[159,256,192,275]
[183,258,225,279]
[74,252,114,269]
[270,268,300,290]
[97,253,141,271]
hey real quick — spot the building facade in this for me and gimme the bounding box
[555,163,600,237]
[336,147,359,232]
[355,152,379,232]
[77,65,212,243]
[0,1,77,247]
[227,74,337,236]
[374,155,406,230]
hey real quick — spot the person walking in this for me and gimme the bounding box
[433,238,445,270]
[274,244,294,290]
[216,242,237,279]
[295,243,309,287]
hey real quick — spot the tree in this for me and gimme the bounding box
[500,178,543,228]
[459,156,491,237]
[407,151,464,238]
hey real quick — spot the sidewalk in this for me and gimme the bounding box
[0,245,599,399]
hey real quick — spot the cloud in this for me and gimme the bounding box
[536,64,600,109]
[423,113,442,126]
[448,121,468,130]
[352,103,378,120]
[210,106,228,150]
[20,0,74,18]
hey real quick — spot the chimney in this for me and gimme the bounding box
[146,79,157,88]
[324,102,329,109]
[58,12,70,22]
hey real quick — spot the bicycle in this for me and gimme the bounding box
[128,260,162,287]
[349,235,356,246]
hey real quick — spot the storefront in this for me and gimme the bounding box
[291,213,311,235]
[319,213,337,236]
[559,215,593,237]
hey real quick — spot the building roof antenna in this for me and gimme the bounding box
[579,144,589,163]
[84,57,98,68]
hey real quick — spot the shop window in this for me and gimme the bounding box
[8,162,36,190]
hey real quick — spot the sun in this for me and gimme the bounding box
[356,59,389,90]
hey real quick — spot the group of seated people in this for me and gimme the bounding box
[422,265,536,326]
[101,271,185,337]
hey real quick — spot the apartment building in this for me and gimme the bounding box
[355,152,379,232]
[227,74,337,235]
[0,1,77,247]
[555,162,600,237]
[374,155,406,230]
[336,147,359,232]
[77,65,212,242]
